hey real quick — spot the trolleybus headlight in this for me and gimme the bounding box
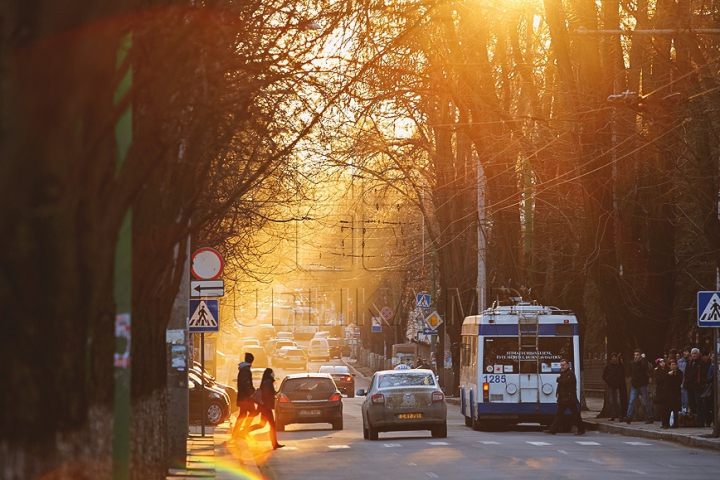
[482,382,490,402]
[542,383,554,395]
[506,383,518,395]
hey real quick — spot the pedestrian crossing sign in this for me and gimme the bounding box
[189,299,219,332]
[416,293,431,309]
[697,291,720,327]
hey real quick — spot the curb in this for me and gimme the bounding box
[585,421,720,452]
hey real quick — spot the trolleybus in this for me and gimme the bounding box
[460,300,580,430]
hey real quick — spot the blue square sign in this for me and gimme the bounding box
[697,291,720,327]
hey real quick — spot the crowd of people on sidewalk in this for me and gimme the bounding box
[603,347,715,429]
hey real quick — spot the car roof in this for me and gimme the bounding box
[318,365,349,373]
[282,373,334,380]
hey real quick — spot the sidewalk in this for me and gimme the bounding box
[345,358,720,452]
[166,419,267,479]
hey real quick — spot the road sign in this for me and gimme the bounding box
[371,316,382,333]
[189,299,219,332]
[698,291,720,327]
[416,293,431,309]
[424,311,443,330]
[191,247,224,280]
[380,306,393,320]
[190,280,224,298]
[422,328,439,335]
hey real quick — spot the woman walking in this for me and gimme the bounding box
[257,368,284,450]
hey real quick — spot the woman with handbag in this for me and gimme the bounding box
[255,368,284,450]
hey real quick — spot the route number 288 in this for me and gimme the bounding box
[483,374,507,384]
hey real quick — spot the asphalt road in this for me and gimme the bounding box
[258,359,720,480]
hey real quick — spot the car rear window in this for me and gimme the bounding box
[282,378,335,393]
[377,373,435,388]
[286,350,304,357]
[319,366,348,374]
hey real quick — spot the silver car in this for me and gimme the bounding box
[358,369,447,440]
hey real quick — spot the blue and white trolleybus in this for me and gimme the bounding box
[460,300,580,430]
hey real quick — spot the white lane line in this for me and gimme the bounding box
[428,442,449,445]
[557,450,568,455]
[426,473,438,478]
[384,443,403,448]
[590,459,605,465]
[328,445,350,449]
[576,441,601,446]
[479,441,500,445]
[407,462,417,467]
[281,446,298,450]
[623,441,652,446]
[629,470,647,475]
[526,441,552,446]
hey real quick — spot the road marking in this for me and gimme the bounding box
[281,446,298,450]
[479,441,500,444]
[428,442,449,445]
[629,470,647,475]
[328,445,350,449]
[623,441,651,446]
[557,450,568,455]
[426,473,438,478]
[576,441,601,446]
[526,441,552,446]
[407,462,417,466]
[384,443,403,448]
[590,459,605,464]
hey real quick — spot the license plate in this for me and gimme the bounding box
[299,410,321,416]
[397,413,423,419]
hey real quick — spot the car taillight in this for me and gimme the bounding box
[329,393,342,402]
[432,391,444,403]
[277,393,289,403]
[344,376,353,382]
[371,393,385,404]
[483,382,490,403]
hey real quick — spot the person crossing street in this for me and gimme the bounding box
[544,359,585,435]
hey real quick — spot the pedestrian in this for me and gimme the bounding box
[624,349,654,424]
[653,358,668,428]
[664,359,682,428]
[684,347,709,426]
[233,352,256,437]
[677,346,691,412]
[544,359,585,435]
[602,352,625,421]
[416,358,431,370]
[255,368,284,450]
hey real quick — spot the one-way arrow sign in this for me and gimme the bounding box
[190,280,224,298]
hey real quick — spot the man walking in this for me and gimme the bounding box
[685,347,710,426]
[544,359,585,435]
[233,352,256,436]
[602,352,625,421]
[624,349,654,424]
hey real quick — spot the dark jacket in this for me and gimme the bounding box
[556,368,579,405]
[602,362,625,389]
[684,358,709,391]
[236,361,254,403]
[654,367,667,404]
[663,368,683,411]
[259,376,277,410]
[629,357,650,388]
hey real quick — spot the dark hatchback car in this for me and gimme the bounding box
[326,338,347,359]
[188,370,231,426]
[275,373,343,431]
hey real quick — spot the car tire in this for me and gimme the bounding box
[363,422,369,440]
[464,415,472,428]
[368,423,379,440]
[276,421,285,432]
[205,401,224,426]
[332,418,343,430]
[432,424,448,438]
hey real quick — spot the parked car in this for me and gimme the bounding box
[279,348,308,370]
[358,369,447,440]
[318,365,355,397]
[275,373,343,431]
[241,345,269,369]
[308,337,330,362]
[191,362,238,411]
[188,370,231,426]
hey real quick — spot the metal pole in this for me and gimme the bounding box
[713,327,719,437]
[201,333,205,437]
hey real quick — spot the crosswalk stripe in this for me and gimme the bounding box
[428,442,449,445]
[526,441,552,446]
[478,441,500,444]
[576,441,601,445]
[384,443,403,448]
[623,441,651,446]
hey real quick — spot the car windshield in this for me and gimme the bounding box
[377,372,435,388]
[282,378,335,393]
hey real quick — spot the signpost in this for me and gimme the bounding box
[697,291,720,438]
[190,248,225,436]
